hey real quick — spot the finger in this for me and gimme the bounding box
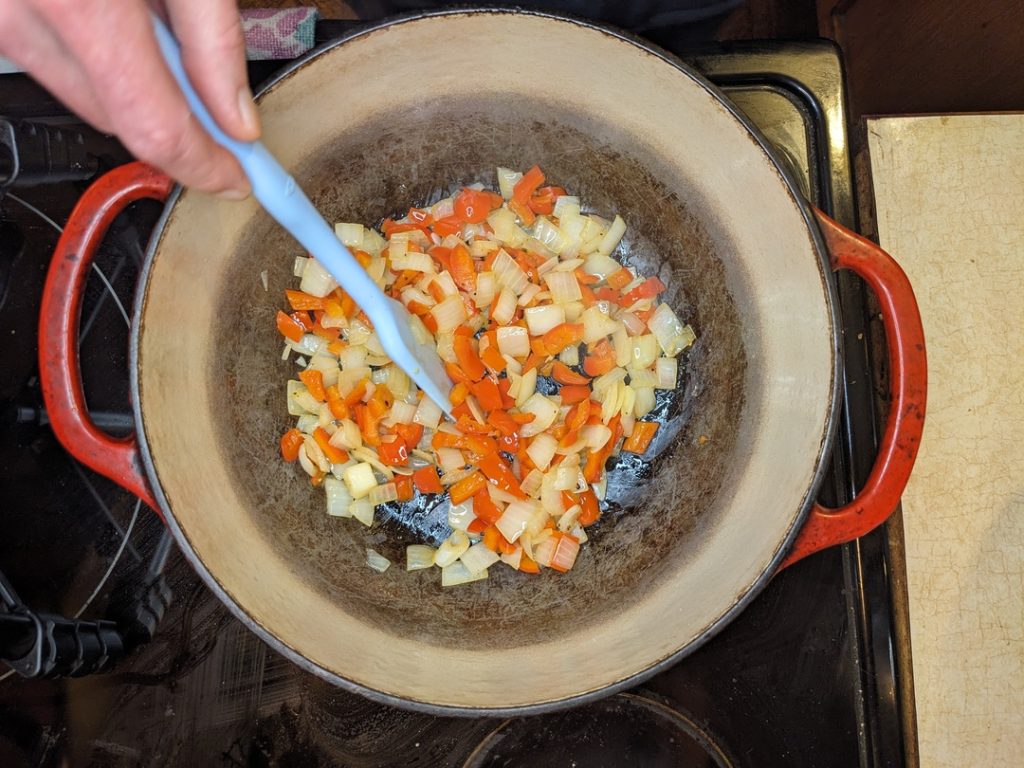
[164,0,260,141]
[0,4,114,133]
[33,0,249,196]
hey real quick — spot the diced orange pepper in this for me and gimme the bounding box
[478,453,526,499]
[344,379,367,407]
[480,343,506,373]
[327,339,347,356]
[471,378,503,412]
[299,369,326,401]
[449,381,470,407]
[559,384,591,404]
[394,422,424,448]
[325,385,349,419]
[518,553,540,574]
[279,428,304,462]
[395,473,414,502]
[378,437,410,466]
[276,310,304,343]
[445,362,474,386]
[482,524,501,552]
[578,489,601,526]
[488,410,520,438]
[605,268,633,291]
[473,489,502,524]
[622,421,659,454]
[285,289,327,311]
[467,516,488,534]
[542,323,584,355]
[355,403,381,447]
[551,360,590,386]
[582,338,616,376]
[413,465,443,494]
[453,334,487,381]
[450,471,487,505]
[313,427,349,465]
[566,398,590,432]
[583,414,622,483]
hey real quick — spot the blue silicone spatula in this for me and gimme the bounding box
[150,15,453,416]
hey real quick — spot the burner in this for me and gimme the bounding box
[463,694,734,768]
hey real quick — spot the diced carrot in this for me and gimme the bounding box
[578,282,598,308]
[522,350,546,373]
[622,421,659,454]
[512,164,545,205]
[323,297,345,318]
[467,517,488,534]
[471,378,503,412]
[559,384,591,404]
[279,428,304,462]
[578,489,600,526]
[451,402,472,421]
[299,369,326,401]
[605,268,633,291]
[325,385,349,419]
[276,310,304,343]
[313,427,349,465]
[285,289,327,311]
[395,473,415,502]
[453,334,487,381]
[542,323,584,355]
[378,437,410,466]
[621,276,667,306]
[478,453,526,499]
[582,338,616,376]
[551,360,590,386]
[394,422,424,448]
[450,471,487,505]
[413,465,443,494]
[480,343,506,373]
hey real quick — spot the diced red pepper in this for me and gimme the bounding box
[622,421,659,454]
[313,427,349,465]
[395,473,415,502]
[541,323,584,355]
[578,489,600,526]
[478,453,526,499]
[448,242,477,292]
[285,289,327,311]
[621,276,667,306]
[276,310,304,343]
[413,465,443,494]
[512,164,545,205]
[453,334,487,382]
[551,360,590,386]
[279,428,304,462]
[471,378,504,412]
[559,384,591,404]
[450,471,487,505]
[378,437,410,466]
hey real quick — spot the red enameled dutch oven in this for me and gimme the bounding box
[38,10,925,715]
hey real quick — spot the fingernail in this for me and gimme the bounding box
[237,86,261,138]
[216,186,250,201]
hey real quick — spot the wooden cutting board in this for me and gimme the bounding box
[867,114,1024,767]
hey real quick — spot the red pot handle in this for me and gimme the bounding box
[38,162,173,514]
[779,210,927,569]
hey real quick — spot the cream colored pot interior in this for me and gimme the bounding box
[137,12,834,711]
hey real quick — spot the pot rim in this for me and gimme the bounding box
[130,6,842,717]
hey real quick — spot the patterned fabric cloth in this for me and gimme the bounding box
[241,8,319,60]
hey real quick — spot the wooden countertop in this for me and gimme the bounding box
[867,113,1024,768]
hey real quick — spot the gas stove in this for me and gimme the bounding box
[0,26,909,768]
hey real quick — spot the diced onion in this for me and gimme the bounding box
[613,324,632,367]
[634,386,657,418]
[475,271,496,308]
[491,249,530,294]
[369,482,398,506]
[448,498,476,532]
[293,255,308,278]
[491,287,517,325]
[648,303,696,357]
[487,207,528,247]
[543,270,582,304]
[366,548,391,573]
[496,167,522,199]
[549,464,577,491]
[656,357,678,389]
[329,419,362,450]
[388,400,417,425]
[460,542,500,575]
[414,397,443,429]
[434,531,470,567]
[496,325,530,357]
[596,214,626,256]
[342,462,377,499]
[406,544,436,571]
[324,476,353,517]
[549,534,580,572]
[591,367,627,400]
[581,306,619,344]
[441,560,488,587]
[580,252,621,280]
[300,257,338,298]
[517,283,542,307]
[579,424,613,450]
[627,366,659,389]
[631,334,660,368]
[558,344,580,367]
[430,294,468,334]
[338,346,368,370]
[350,498,374,527]
[335,222,364,247]
[436,447,465,474]
[526,433,558,472]
[520,468,545,497]
[386,365,411,401]
[516,367,537,409]
[519,393,558,437]
[390,250,434,273]
[524,304,565,336]
[496,500,539,543]
[553,195,580,219]
[499,547,523,570]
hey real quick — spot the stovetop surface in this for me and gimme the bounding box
[0,27,906,768]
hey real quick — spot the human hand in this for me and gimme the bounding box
[0,0,258,198]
